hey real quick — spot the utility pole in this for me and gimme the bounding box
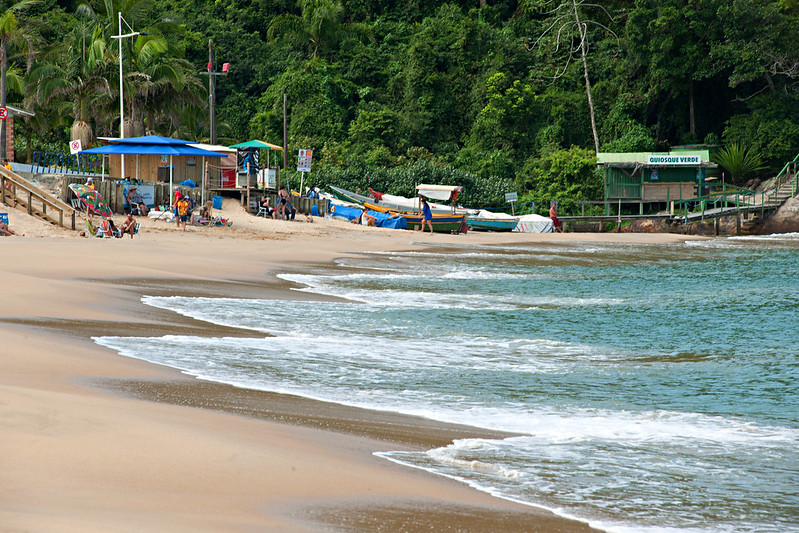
[209,40,215,145]
[283,93,288,169]
[202,39,229,145]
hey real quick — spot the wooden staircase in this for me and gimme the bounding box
[0,166,77,230]
[770,176,796,205]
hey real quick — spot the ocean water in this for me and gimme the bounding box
[94,235,799,532]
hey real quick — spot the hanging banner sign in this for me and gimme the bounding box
[297,149,313,172]
[237,148,259,174]
[647,155,701,165]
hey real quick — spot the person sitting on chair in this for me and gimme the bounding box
[126,186,149,216]
[260,197,277,219]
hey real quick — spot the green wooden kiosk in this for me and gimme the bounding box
[597,150,717,214]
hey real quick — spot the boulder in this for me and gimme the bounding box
[760,196,799,234]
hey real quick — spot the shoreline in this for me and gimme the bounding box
[1,214,708,532]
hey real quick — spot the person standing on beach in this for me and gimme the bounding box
[549,201,563,233]
[176,196,191,231]
[172,188,183,227]
[419,198,433,233]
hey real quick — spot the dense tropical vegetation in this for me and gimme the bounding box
[8,0,799,210]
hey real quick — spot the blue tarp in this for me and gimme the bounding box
[329,203,407,230]
[79,144,226,157]
[78,135,226,157]
[330,203,363,221]
[375,211,407,229]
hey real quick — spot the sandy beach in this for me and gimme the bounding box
[1,200,706,532]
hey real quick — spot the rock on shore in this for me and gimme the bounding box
[760,196,799,234]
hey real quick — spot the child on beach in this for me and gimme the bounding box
[176,196,191,231]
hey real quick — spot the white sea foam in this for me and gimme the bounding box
[109,242,799,533]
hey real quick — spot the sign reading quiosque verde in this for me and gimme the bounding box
[647,154,701,165]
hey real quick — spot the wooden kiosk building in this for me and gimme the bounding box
[597,150,717,214]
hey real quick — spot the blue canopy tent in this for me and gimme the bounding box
[79,136,226,201]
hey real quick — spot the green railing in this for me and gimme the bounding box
[771,152,799,199]
[670,183,762,222]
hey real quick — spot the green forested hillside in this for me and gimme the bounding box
[12,0,799,210]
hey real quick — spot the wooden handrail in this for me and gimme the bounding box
[0,166,77,230]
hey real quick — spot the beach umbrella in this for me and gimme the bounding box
[68,183,112,218]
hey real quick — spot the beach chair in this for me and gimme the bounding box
[85,219,98,237]
[97,219,120,238]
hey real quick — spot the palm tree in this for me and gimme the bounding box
[267,0,372,59]
[0,0,39,159]
[126,34,204,137]
[28,22,111,148]
[78,0,205,138]
[712,144,767,185]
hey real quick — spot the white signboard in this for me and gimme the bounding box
[297,149,313,172]
[505,192,518,203]
[647,154,700,165]
[258,168,277,189]
[69,139,82,154]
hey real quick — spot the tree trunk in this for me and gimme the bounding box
[689,78,695,136]
[72,99,94,147]
[71,120,93,148]
[572,1,600,153]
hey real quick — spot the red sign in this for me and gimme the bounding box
[0,107,7,120]
[221,168,236,188]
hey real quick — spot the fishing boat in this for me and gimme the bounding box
[329,185,372,205]
[329,184,477,215]
[467,217,519,231]
[466,210,519,232]
[370,186,476,215]
[364,201,468,234]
